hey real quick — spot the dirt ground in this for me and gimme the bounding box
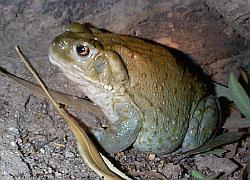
[0,0,250,179]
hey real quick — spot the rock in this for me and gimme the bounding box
[205,0,250,40]
[195,155,239,175]
[161,163,182,179]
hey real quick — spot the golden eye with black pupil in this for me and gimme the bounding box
[76,45,90,56]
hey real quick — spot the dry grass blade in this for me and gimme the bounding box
[240,67,249,85]
[14,46,126,180]
[0,66,104,119]
[173,132,245,162]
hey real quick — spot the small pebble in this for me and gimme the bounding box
[147,153,156,161]
[8,127,19,134]
[65,150,75,158]
[55,172,63,178]
[40,148,45,154]
[10,141,17,147]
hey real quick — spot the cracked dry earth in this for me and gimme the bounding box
[1,0,250,179]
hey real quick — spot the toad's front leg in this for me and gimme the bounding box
[92,99,143,153]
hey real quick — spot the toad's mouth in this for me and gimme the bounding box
[48,50,115,92]
[48,47,62,66]
[48,54,60,67]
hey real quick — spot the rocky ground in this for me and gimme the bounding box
[0,0,249,179]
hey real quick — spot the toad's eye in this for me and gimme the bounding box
[76,45,90,56]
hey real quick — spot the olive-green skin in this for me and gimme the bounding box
[49,23,219,154]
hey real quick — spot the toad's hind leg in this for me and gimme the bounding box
[181,95,220,151]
